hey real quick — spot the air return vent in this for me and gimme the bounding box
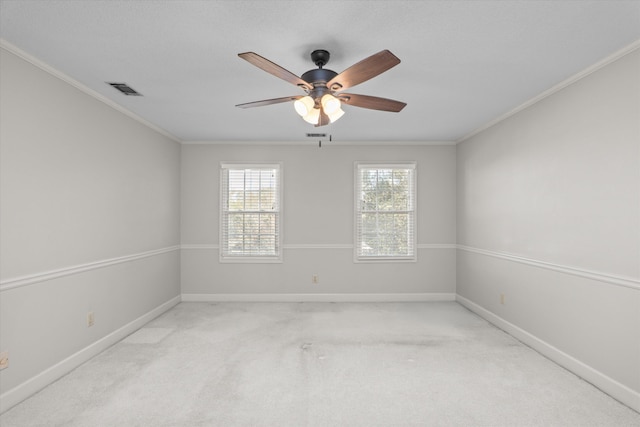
[306,133,326,138]
[107,82,142,96]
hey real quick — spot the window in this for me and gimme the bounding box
[355,162,416,262]
[220,163,282,262]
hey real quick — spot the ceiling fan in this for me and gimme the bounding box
[235,49,407,127]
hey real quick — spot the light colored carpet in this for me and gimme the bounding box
[1,302,638,426]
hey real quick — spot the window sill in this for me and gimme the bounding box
[354,256,417,263]
[219,256,283,264]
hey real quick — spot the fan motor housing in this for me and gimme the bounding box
[302,50,340,98]
[301,68,338,86]
[301,72,336,102]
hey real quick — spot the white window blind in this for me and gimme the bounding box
[355,162,416,261]
[220,163,282,262]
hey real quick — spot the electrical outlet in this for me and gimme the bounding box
[87,311,95,327]
[312,274,319,284]
[500,294,505,305]
[0,351,8,370]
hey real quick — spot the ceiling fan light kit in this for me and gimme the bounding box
[294,96,314,116]
[295,93,344,124]
[236,48,406,127]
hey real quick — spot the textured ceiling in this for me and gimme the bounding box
[1,0,639,143]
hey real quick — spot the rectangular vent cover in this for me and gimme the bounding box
[306,133,326,138]
[107,82,142,96]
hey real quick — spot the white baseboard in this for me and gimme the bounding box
[181,293,456,303]
[456,294,640,413]
[0,295,181,414]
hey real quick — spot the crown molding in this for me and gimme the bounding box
[457,39,640,144]
[181,140,457,146]
[0,39,182,144]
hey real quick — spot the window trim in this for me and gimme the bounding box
[219,162,283,263]
[354,161,417,263]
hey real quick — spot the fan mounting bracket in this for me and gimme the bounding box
[310,49,330,68]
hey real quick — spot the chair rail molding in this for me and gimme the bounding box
[0,246,181,292]
[457,245,639,290]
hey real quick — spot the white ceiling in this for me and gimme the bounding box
[1,0,639,143]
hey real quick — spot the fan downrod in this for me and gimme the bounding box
[311,49,330,68]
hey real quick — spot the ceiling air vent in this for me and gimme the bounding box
[107,82,142,96]
[306,133,326,138]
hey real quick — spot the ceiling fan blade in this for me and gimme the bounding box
[326,50,401,91]
[235,96,302,109]
[338,93,406,112]
[316,108,330,127]
[238,52,313,91]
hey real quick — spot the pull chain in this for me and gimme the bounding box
[318,135,332,148]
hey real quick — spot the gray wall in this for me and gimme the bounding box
[456,49,640,407]
[2,39,638,414]
[181,144,457,298]
[0,48,181,409]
